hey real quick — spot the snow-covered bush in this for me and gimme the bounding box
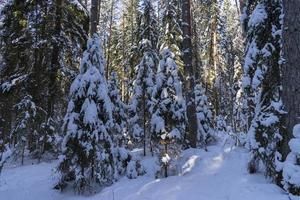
[126,159,145,179]
[10,95,37,164]
[216,115,227,134]
[114,147,145,180]
[194,84,214,149]
[282,124,300,197]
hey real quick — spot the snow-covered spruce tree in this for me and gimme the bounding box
[149,1,186,177]
[129,40,157,156]
[55,35,115,193]
[10,95,38,165]
[108,71,140,180]
[108,71,128,147]
[159,0,183,73]
[151,48,186,178]
[119,0,141,101]
[194,84,214,150]
[241,0,285,181]
[129,0,158,156]
[138,0,158,52]
[282,124,300,198]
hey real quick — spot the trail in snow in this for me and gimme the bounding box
[0,145,289,200]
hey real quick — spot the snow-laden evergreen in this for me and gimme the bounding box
[159,0,183,70]
[151,48,186,177]
[129,0,158,156]
[194,84,214,149]
[129,40,157,155]
[108,71,128,147]
[10,95,37,164]
[55,35,115,193]
[241,0,285,181]
[108,71,144,180]
[282,124,300,197]
[139,0,158,50]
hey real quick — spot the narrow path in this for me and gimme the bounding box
[97,145,289,200]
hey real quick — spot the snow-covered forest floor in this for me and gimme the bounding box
[0,140,289,200]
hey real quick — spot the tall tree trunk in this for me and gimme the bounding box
[190,0,203,84]
[48,0,63,119]
[90,0,99,35]
[106,0,116,79]
[281,0,300,159]
[182,0,197,148]
[43,0,63,156]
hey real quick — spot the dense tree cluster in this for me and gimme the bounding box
[0,0,88,162]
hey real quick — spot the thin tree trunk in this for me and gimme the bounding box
[97,0,102,24]
[106,0,116,79]
[281,0,300,159]
[182,0,197,148]
[234,0,240,15]
[143,90,146,156]
[164,143,168,178]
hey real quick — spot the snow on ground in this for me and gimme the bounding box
[0,144,289,200]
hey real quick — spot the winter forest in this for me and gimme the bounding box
[0,0,299,199]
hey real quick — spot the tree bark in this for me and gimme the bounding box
[182,0,197,148]
[90,0,99,35]
[48,0,63,119]
[281,0,300,159]
[239,0,244,14]
[106,0,116,79]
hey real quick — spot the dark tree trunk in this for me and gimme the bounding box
[182,0,197,148]
[239,0,244,14]
[281,0,300,159]
[90,0,99,35]
[48,0,63,119]
[190,1,203,84]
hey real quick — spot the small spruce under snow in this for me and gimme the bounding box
[55,35,115,193]
[108,71,128,147]
[129,40,157,156]
[151,48,186,177]
[194,84,214,150]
